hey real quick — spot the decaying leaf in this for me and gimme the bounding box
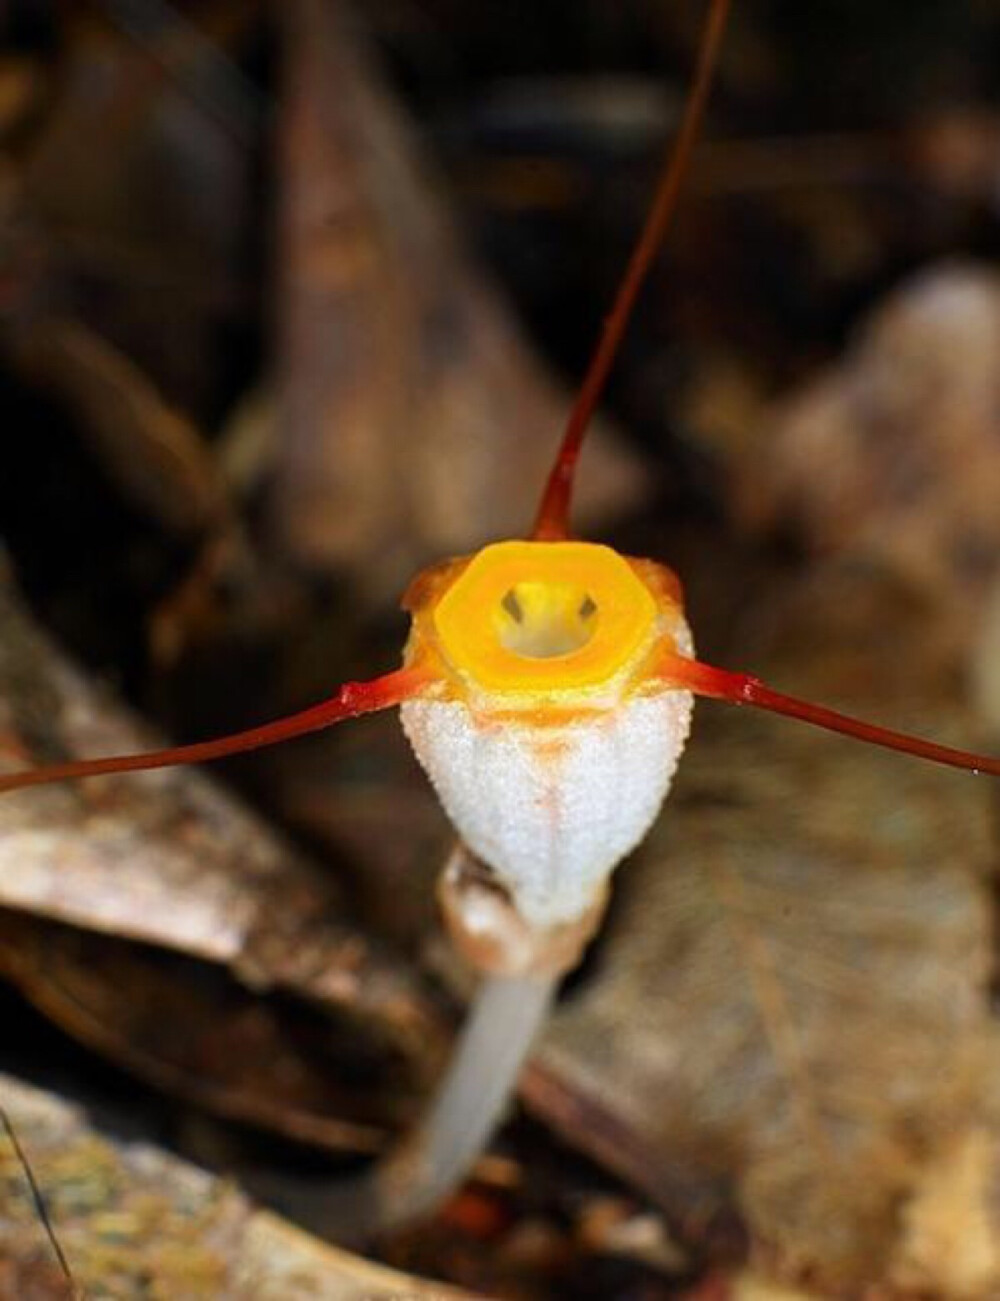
[0,1072,474,1298]
[971,571,1000,737]
[889,1124,1000,1297]
[4,318,229,540]
[272,0,644,595]
[730,263,1000,635]
[0,560,451,1146]
[528,560,1000,1292]
[12,11,255,417]
[0,911,419,1155]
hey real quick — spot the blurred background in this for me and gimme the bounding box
[2,2,1000,1296]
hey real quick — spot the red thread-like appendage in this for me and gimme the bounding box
[530,0,731,542]
[660,653,1000,776]
[0,666,432,793]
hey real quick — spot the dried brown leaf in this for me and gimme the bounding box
[529,566,999,1292]
[0,562,449,1137]
[889,1125,1000,1297]
[17,20,253,415]
[0,911,422,1154]
[0,1072,474,1298]
[730,263,1000,633]
[6,318,229,537]
[272,0,644,596]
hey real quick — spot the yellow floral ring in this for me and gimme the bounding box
[432,541,657,694]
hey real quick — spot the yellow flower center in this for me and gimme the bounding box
[432,541,657,693]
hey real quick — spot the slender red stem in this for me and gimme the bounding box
[660,653,1000,776]
[0,665,432,793]
[530,0,731,542]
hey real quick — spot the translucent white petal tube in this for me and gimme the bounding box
[402,689,693,927]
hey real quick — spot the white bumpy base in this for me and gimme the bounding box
[401,686,694,928]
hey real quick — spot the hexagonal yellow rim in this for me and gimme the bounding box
[432,540,657,693]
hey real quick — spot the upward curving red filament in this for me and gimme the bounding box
[661,653,1000,777]
[530,0,731,542]
[0,666,432,793]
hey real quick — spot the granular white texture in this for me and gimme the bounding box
[401,686,694,927]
